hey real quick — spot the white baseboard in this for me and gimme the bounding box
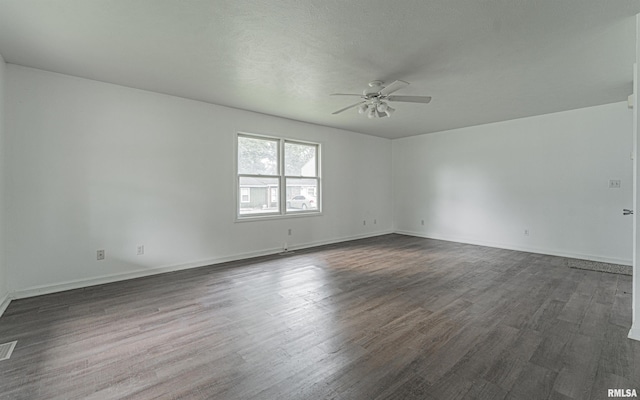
[12,230,394,300]
[629,325,640,341]
[0,292,11,319]
[394,230,632,266]
[292,229,394,251]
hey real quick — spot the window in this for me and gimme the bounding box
[237,133,320,218]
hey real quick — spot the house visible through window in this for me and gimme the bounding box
[240,188,250,203]
[237,133,320,218]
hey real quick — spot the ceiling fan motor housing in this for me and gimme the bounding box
[363,80,384,97]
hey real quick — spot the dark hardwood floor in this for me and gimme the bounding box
[0,234,638,399]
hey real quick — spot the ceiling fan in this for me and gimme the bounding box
[331,80,431,118]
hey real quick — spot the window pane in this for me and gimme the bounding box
[238,136,278,175]
[286,178,318,211]
[285,142,316,176]
[239,176,279,215]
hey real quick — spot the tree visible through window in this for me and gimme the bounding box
[237,134,320,218]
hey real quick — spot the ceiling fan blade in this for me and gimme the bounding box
[332,101,366,115]
[330,93,363,97]
[387,95,432,104]
[379,80,409,96]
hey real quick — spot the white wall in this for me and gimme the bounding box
[5,65,393,295]
[393,102,633,265]
[0,53,7,311]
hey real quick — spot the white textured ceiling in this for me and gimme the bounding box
[0,1,639,139]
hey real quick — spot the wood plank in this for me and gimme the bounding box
[552,333,602,399]
[506,362,558,399]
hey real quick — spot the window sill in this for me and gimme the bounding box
[235,211,323,223]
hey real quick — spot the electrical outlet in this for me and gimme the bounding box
[524,229,530,236]
[374,219,377,225]
[137,245,144,255]
[421,220,425,226]
[97,249,105,260]
[288,228,292,236]
[609,179,621,189]
[363,220,366,226]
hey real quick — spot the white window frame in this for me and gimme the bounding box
[236,133,321,220]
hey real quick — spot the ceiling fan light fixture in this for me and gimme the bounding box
[358,104,368,114]
[377,102,388,112]
[385,105,395,116]
[367,105,376,119]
